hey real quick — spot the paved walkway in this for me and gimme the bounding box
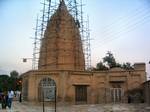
[0,101,150,112]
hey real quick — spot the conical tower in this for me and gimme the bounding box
[38,0,85,71]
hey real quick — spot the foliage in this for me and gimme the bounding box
[0,75,10,92]
[96,61,108,70]
[103,51,117,68]
[121,62,133,70]
[10,70,19,79]
[0,70,22,92]
[94,51,133,71]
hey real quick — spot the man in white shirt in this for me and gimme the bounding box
[7,90,14,109]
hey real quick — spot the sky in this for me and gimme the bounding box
[0,0,150,79]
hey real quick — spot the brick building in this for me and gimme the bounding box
[21,0,146,104]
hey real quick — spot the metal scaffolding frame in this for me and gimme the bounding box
[32,0,91,70]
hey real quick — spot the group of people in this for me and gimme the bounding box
[0,90,14,109]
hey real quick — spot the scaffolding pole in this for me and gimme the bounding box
[32,0,91,70]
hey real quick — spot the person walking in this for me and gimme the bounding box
[1,93,7,109]
[7,90,14,109]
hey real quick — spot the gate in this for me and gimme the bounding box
[110,88,123,103]
[38,78,56,101]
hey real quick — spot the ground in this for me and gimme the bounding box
[0,101,150,112]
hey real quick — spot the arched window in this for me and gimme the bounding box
[38,77,56,101]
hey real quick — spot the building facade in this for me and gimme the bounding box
[22,64,146,104]
[21,0,146,104]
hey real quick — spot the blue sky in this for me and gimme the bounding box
[0,0,150,79]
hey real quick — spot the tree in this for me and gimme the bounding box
[0,70,21,91]
[122,62,133,70]
[0,75,10,91]
[10,70,20,91]
[10,70,19,79]
[103,51,121,68]
[94,51,133,71]
[96,61,108,70]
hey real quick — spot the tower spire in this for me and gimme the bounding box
[38,0,85,70]
[58,0,67,11]
[60,0,64,3]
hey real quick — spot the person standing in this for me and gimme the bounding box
[7,90,14,109]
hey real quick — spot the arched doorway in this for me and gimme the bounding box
[38,77,56,101]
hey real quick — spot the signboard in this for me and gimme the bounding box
[42,86,55,101]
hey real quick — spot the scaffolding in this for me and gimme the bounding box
[32,0,91,70]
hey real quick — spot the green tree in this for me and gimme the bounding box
[0,70,21,91]
[96,61,108,70]
[0,75,10,92]
[93,51,133,71]
[122,62,133,70]
[10,70,20,91]
[10,70,19,79]
[103,51,121,68]
[95,51,130,71]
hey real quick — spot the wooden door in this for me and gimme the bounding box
[75,85,87,104]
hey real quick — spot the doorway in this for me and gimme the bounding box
[38,77,56,101]
[75,85,87,104]
[110,88,123,103]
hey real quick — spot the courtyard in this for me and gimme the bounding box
[0,101,150,112]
